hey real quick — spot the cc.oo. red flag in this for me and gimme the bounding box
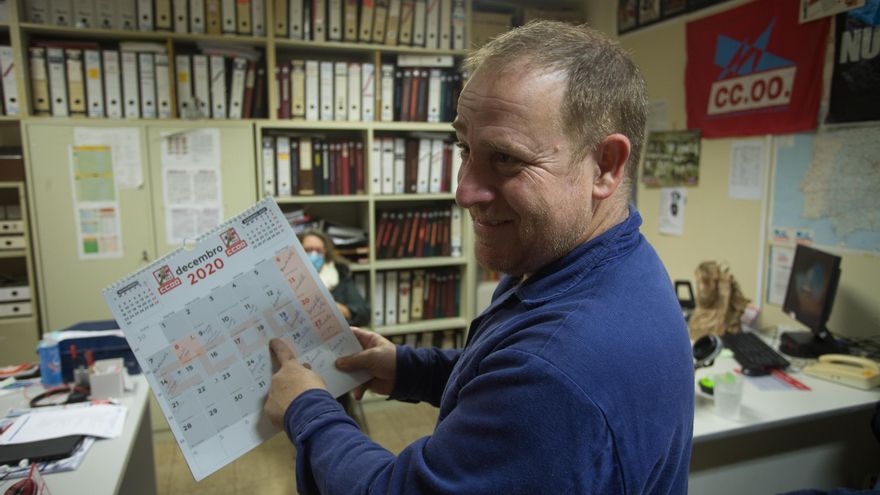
[685,0,830,138]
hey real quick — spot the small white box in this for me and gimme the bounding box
[0,220,24,233]
[0,285,30,301]
[0,300,32,317]
[0,235,25,249]
[89,358,126,399]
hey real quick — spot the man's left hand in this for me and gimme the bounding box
[264,338,327,428]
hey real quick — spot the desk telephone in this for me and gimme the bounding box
[803,354,880,390]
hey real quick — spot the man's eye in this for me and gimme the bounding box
[455,142,470,157]
[493,152,515,165]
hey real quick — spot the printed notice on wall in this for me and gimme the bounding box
[767,244,795,306]
[102,197,368,481]
[161,128,224,245]
[74,127,144,189]
[729,139,766,200]
[69,145,123,259]
[659,187,686,236]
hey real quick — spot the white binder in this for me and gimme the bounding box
[289,0,304,39]
[65,49,86,116]
[319,61,333,121]
[95,0,116,28]
[209,54,227,118]
[361,62,374,121]
[451,0,465,50]
[304,60,319,120]
[359,0,375,42]
[228,57,247,119]
[47,47,69,117]
[347,62,361,122]
[328,0,342,41]
[397,270,411,323]
[379,63,394,122]
[174,54,193,117]
[450,137,461,192]
[221,0,235,33]
[190,0,206,32]
[373,271,385,325]
[121,51,140,117]
[73,0,96,28]
[393,137,405,194]
[429,137,443,193]
[251,0,264,36]
[28,48,51,116]
[275,135,292,196]
[385,0,401,45]
[381,136,394,194]
[155,53,173,118]
[370,138,381,194]
[384,270,398,326]
[426,68,441,123]
[424,0,439,49]
[261,136,275,196]
[137,0,154,30]
[450,205,462,256]
[290,60,306,119]
[192,54,211,117]
[103,50,123,117]
[138,52,157,118]
[412,0,426,46]
[116,0,137,29]
[333,61,347,121]
[399,0,414,45]
[25,0,49,23]
[50,0,73,26]
[416,137,431,193]
[0,46,19,116]
[438,0,451,49]
[84,49,105,118]
[173,0,188,32]
[155,0,172,30]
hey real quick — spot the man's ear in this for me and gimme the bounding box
[592,134,631,200]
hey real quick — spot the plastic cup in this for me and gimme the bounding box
[712,372,744,419]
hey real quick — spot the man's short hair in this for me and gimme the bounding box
[463,20,648,186]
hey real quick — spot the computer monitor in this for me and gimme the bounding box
[779,244,844,358]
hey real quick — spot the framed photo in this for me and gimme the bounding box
[619,0,638,33]
[638,0,661,25]
[661,0,688,19]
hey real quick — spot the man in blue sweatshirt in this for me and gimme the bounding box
[264,20,694,494]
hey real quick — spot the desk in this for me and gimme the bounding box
[0,375,156,495]
[691,355,880,494]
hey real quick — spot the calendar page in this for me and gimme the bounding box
[102,197,369,481]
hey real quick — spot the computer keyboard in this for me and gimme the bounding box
[721,331,790,372]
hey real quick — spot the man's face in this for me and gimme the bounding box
[454,66,597,276]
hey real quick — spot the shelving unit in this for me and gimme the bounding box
[5,1,476,347]
[0,181,39,364]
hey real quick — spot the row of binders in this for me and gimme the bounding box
[375,204,462,259]
[373,267,461,327]
[387,328,465,349]
[0,47,19,116]
[28,41,265,119]
[277,56,461,123]
[261,135,365,197]
[275,0,467,48]
[23,0,467,49]
[371,135,461,195]
[23,0,269,36]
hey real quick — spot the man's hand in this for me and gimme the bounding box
[335,328,397,400]
[264,338,327,428]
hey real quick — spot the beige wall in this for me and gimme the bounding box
[583,0,880,339]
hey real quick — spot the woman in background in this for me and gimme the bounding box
[299,229,370,327]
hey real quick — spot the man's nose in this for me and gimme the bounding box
[455,162,494,208]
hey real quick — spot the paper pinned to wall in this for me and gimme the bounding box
[767,244,795,306]
[69,145,124,259]
[729,138,766,200]
[659,187,686,236]
[74,127,143,189]
[161,128,224,245]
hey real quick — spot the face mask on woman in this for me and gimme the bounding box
[307,251,325,271]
